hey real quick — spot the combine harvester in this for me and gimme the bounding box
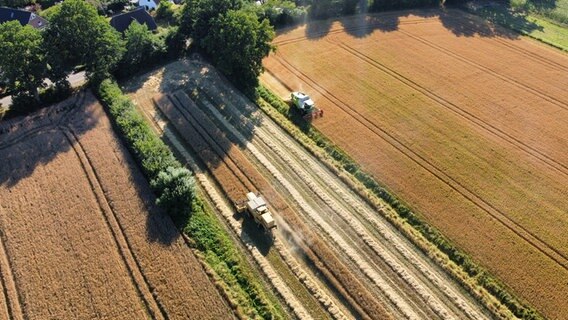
[236,192,277,235]
[291,92,323,120]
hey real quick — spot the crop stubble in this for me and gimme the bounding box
[152,90,392,320]
[261,9,568,319]
[0,91,230,319]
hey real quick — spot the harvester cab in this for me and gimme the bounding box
[291,92,323,120]
[237,192,277,233]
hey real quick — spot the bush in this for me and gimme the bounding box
[151,166,196,218]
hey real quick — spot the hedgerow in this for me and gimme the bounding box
[96,79,284,319]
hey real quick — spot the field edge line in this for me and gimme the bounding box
[255,85,543,320]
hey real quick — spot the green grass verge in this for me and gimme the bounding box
[470,5,568,51]
[256,85,543,320]
[96,79,286,319]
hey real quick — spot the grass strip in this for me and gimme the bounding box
[466,6,568,51]
[95,79,286,320]
[256,85,544,320]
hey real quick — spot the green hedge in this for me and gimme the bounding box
[96,80,284,319]
[257,85,542,320]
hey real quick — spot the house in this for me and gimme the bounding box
[0,7,48,29]
[109,7,157,33]
[139,0,159,11]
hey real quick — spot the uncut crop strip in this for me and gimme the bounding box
[323,36,568,177]
[191,76,490,320]
[158,91,392,320]
[140,95,343,320]
[271,52,568,273]
[192,74,489,320]
[60,128,166,320]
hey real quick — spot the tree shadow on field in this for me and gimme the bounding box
[294,3,543,43]
[0,89,99,189]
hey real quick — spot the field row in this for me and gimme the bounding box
[262,10,568,319]
[0,91,229,319]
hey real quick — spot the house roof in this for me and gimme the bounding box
[0,7,47,29]
[109,7,157,33]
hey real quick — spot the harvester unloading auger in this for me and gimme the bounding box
[291,92,323,120]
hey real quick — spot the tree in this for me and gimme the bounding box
[0,21,47,102]
[44,0,124,84]
[203,10,275,90]
[179,0,243,41]
[116,21,166,78]
[150,166,196,218]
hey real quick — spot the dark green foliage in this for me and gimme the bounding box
[178,0,244,40]
[0,21,47,103]
[309,0,343,18]
[203,10,275,90]
[44,0,125,84]
[156,0,176,23]
[257,85,543,320]
[115,22,167,79]
[97,79,180,179]
[0,0,30,7]
[178,0,275,91]
[151,166,195,218]
[255,0,308,27]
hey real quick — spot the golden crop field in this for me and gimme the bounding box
[262,9,568,319]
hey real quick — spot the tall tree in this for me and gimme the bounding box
[116,21,165,78]
[0,21,47,102]
[203,10,275,90]
[44,0,124,84]
[179,0,243,41]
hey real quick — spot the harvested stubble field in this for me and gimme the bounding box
[261,8,568,319]
[125,59,496,320]
[152,90,391,320]
[0,91,230,319]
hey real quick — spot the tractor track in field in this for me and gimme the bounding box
[322,36,568,177]
[270,52,568,273]
[188,69,492,320]
[441,15,568,72]
[273,18,438,47]
[274,11,568,73]
[390,29,568,110]
[61,128,167,320]
[138,92,347,320]
[161,90,392,320]
[0,218,24,320]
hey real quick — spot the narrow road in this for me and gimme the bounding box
[0,71,86,109]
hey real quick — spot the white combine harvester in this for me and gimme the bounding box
[291,92,323,120]
[236,192,276,233]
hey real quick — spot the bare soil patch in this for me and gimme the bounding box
[0,91,230,319]
[262,9,568,319]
